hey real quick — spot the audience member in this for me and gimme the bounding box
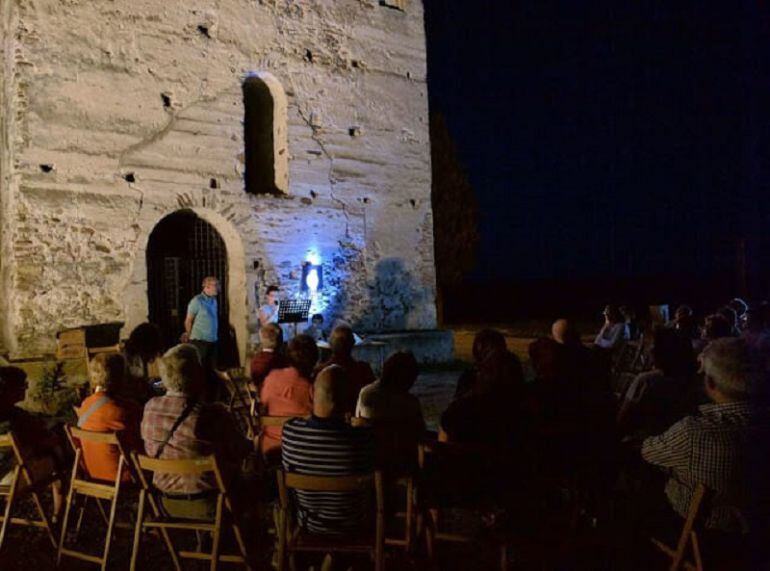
[594,304,630,350]
[694,313,734,354]
[530,322,617,483]
[441,349,526,446]
[641,337,756,533]
[249,323,287,389]
[281,365,375,535]
[618,327,698,439]
[716,305,740,336]
[141,344,251,519]
[0,366,64,519]
[304,313,326,342]
[123,322,164,401]
[356,351,425,473]
[78,353,142,481]
[259,334,317,457]
[453,328,508,399]
[315,326,375,414]
[672,304,698,340]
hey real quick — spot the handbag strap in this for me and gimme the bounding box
[77,395,111,428]
[154,399,198,459]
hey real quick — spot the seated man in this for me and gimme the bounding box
[142,344,251,519]
[249,323,287,390]
[259,335,317,457]
[282,365,374,535]
[453,329,508,399]
[641,337,755,533]
[356,351,425,474]
[316,326,375,414]
[304,313,326,342]
[78,353,143,481]
[0,366,65,519]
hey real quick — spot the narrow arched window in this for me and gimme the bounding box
[243,77,277,195]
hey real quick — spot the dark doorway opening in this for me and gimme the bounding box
[146,210,238,365]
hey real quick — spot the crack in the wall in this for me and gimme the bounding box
[294,102,351,238]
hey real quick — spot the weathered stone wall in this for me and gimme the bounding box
[2,0,437,359]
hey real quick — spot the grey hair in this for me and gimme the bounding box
[259,323,283,350]
[160,344,202,393]
[700,337,752,397]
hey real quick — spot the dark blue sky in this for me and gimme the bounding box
[424,1,766,288]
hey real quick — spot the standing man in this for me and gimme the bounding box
[182,276,220,382]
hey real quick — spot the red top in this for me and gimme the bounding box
[78,393,142,482]
[259,367,313,454]
[250,350,288,388]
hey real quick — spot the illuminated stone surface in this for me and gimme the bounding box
[0,0,438,359]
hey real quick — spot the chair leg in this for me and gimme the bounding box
[231,519,250,569]
[74,496,87,539]
[209,496,224,571]
[100,491,121,571]
[276,508,287,571]
[405,479,414,552]
[57,483,78,565]
[146,495,182,571]
[29,489,57,548]
[690,532,703,571]
[0,468,20,552]
[129,490,146,571]
[95,497,110,525]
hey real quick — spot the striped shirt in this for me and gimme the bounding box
[281,416,374,535]
[641,400,754,532]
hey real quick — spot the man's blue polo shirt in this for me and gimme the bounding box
[188,293,218,342]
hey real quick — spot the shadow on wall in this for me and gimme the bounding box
[357,258,422,332]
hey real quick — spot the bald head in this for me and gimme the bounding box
[551,318,580,345]
[313,365,349,418]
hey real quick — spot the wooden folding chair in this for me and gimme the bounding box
[276,469,384,571]
[651,483,710,571]
[57,426,141,569]
[416,440,504,560]
[130,453,250,571]
[0,432,58,551]
[216,369,256,439]
[355,416,417,554]
[254,415,296,460]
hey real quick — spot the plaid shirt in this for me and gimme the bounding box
[641,400,752,532]
[141,392,249,494]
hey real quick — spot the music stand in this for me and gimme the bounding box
[278,299,312,339]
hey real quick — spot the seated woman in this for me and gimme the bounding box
[78,353,143,481]
[594,304,630,350]
[356,351,425,474]
[0,366,65,519]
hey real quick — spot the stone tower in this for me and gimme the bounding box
[0,0,440,360]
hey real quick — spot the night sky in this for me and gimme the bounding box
[424,1,769,312]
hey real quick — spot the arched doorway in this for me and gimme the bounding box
[146,209,238,365]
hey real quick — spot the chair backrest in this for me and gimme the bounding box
[66,425,134,485]
[258,415,295,428]
[278,470,384,515]
[132,453,226,493]
[68,426,121,446]
[284,472,375,492]
[0,434,15,451]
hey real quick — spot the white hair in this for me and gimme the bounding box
[701,337,752,397]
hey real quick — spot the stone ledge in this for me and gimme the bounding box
[352,329,454,373]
